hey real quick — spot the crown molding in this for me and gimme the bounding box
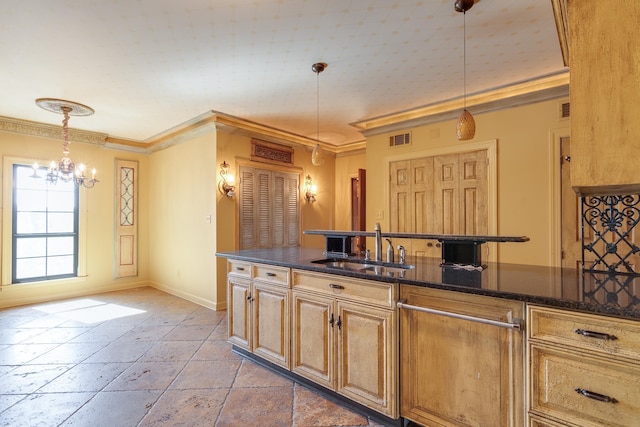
[350,71,570,137]
[0,115,107,146]
[551,0,570,66]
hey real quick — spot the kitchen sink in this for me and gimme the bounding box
[311,258,415,276]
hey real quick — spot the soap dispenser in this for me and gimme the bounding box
[385,239,394,263]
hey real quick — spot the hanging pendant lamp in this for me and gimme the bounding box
[311,62,327,166]
[455,0,476,141]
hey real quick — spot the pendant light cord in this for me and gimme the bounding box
[463,9,467,111]
[316,69,320,142]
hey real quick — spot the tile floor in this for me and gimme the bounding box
[0,287,388,427]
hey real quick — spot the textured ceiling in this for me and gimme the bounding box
[0,0,565,146]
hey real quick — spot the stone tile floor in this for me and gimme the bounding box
[0,287,387,427]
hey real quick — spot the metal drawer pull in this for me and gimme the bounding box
[236,267,245,271]
[329,283,345,290]
[329,313,335,327]
[397,302,522,330]
[266,272,277,277]
[574,329,618,341]
[575,388,618,404]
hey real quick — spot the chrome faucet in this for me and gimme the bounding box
[397,245,406,264]
[385,238,394,263]
[374,223,382,262]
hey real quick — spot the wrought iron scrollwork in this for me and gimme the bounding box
[582,195,640,274]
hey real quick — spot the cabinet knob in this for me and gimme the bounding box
[329,313,335,327]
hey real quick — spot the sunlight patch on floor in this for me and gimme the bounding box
[33,298,146,324]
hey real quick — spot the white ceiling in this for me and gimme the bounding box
[0,0,566,147]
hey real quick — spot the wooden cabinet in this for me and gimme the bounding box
[227,261,290,369]
[399,285,525,427]
[528,305,640,427]
[568,0,640,195]
[291,269,398,418]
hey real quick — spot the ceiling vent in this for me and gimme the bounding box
[390,132,411,147]
[560,101,570,119]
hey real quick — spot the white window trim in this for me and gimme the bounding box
[1,156,88,286]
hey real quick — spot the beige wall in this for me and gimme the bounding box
[147,132,219,309]
[366,99,569,266]
[0,130,150,308]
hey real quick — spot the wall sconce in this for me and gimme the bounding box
[304,175,317,203]
[218,161,236,198]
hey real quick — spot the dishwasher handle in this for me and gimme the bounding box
[397,301,522,331]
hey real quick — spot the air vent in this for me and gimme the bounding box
[389,132,411,147]
[560,101,570,119]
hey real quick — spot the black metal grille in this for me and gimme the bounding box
[582,195,640,274]
[582,270,640,313]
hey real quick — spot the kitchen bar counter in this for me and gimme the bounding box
[216,247,640,320]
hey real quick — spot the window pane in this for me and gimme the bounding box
[15,257,46,280]
[16,237,46,258]
[15,168,47,190]
[16,212,46,234]
[16,189,47,211]
[48,255,74,276]
[47,236,74,256]
[48,212,75,233]
[48,191,76,212]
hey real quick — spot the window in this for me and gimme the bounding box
[12,164,79,283]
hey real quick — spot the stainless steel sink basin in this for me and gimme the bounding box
[311,258,415,276]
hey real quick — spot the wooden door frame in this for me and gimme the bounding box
[550,128,571,268]
[383,139,498,263]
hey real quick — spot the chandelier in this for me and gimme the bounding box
[33,98,98,188]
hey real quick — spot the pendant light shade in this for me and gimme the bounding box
[456,109,476,140]
[455,0,475,141]
[311,143,324,166]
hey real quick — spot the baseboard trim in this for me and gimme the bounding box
[148,281,226,311]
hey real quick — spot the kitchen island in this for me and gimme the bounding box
[216,247,640,427]
[217,246,640,319]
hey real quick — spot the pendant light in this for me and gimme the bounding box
[455,0,476,141]
[311,62,327,166]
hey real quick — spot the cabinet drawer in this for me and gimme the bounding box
[228,260,251,278]
[292,270,394,308]
[253,263,290,287]
[530,344,640,427]
[528,306,640,362]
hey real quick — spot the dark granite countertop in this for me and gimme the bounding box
[216,247,640,320]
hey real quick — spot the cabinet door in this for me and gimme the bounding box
[252,281,290,369]
[336,301,397,418]
[228,277,251,350]
[400,286,524,427]
[291,291,334,389]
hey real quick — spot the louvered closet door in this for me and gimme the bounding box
[239,166,300,249]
